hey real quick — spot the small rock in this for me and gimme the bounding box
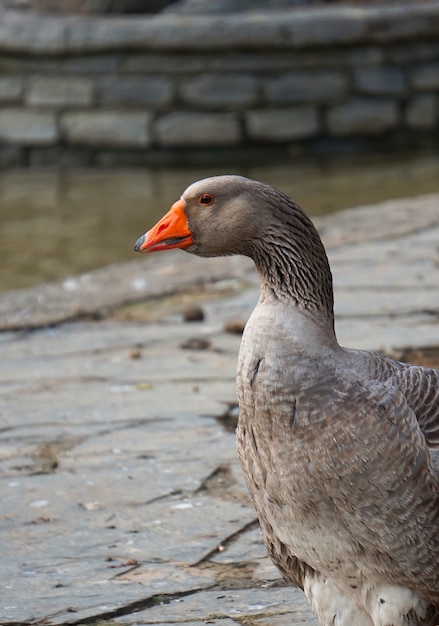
[80,501,105,511]
[129,347,142,359]
[224,319,246,334]
[182,304,205,322]
[180,337,211,350]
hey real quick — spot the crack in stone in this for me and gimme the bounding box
[143,489,183,506]
[191,518,259,567]
[59,586,216,626]
[0,416,171,477]
[196,464,235,496]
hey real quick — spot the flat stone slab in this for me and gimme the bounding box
[0,195,439,625]
[2,4,439,54]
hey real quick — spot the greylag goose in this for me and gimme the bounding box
[134,175,439,626]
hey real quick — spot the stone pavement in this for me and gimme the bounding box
[1,195,439,626]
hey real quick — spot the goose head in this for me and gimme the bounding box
[134,175,267,259]
[135,175,334,321]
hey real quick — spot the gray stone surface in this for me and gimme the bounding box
[61,53,122,74]
[405,94,438,129]
[0,144,22,167]
[0,108,57,144]
[353,66,407,96]
[0,11,65,53]
[264,71,348,103]
[65,13,287,53]
[387,41,439,64]
[368,4,439,43]
[60,110,151,147]
[27,76,94,107]
[4,0,166,12]
[0,254,254,330]
[180,74,258,109]
[0,5,439,163]
[246,107,319,142]
[115,587,317,624]
[99,75,175,106]
[164,0,315,14]
[411,60,439,90]
[154,112,240,147]
[0,76,22,103]
[123,52,207,74]
[346,46,384,67]
[285,9,368,47]
[327,97,399,136]
[0,4,434,56]
[0,52,120,75]
[0,196,439,625]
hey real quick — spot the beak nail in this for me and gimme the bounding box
[134,234,146,252]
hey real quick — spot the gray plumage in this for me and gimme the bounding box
[146,175,439,626]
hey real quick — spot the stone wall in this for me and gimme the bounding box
[0,3,439,167]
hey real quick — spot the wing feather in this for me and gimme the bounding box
[312,377,439,603]
[396,365,439,448]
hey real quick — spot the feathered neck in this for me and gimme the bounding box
[242,187,335,331]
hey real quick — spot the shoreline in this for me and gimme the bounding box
[1,192,438,339]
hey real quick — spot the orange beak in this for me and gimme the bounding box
[134,199,193,253]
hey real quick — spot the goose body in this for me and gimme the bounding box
[135,175,439,626]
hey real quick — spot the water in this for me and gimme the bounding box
[2,152,439,293]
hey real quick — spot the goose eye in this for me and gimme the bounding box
[198,194,214,206]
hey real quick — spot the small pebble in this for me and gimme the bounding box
[180,337,211,350]
[182,305,205,322]
[80,501,105,511]
[129,347,142,359]
[224,319,246,334]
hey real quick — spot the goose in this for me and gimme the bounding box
[134,175,439,626]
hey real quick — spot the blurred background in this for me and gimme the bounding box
[1,0,439,293]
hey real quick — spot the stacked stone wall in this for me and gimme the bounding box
[0,4,438,167]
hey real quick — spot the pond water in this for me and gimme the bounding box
[2,152,439,293]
